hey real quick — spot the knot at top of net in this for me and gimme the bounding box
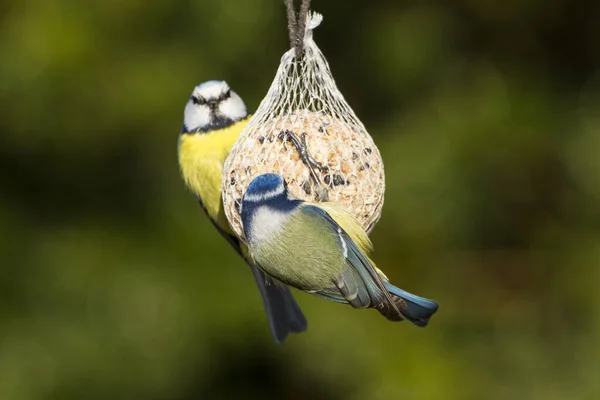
[285,0,322,59]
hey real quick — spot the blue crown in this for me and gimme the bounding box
[246,173,284,196]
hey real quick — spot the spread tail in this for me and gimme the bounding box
[379,282,439,327]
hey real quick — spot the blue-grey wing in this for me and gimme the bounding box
[300,205,398,313]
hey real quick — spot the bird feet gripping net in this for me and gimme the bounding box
[222,10,385,239]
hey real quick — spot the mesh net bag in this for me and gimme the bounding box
[222,12,385,239]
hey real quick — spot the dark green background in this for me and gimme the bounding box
[1,0,599,399]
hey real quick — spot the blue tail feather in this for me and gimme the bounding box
[250,265,307,343]
[384,282,439,327]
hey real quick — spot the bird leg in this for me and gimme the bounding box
[278,130,329,177]
[278,130,329,201]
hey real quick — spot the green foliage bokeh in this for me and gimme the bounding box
[1,0,599,399]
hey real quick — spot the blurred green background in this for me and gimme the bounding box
[1,0,600,399]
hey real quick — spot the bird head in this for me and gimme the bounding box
[182,80,247,133]
[241,174,301,241]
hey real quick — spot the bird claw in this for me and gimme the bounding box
[277,130,330,201]
[278,130,329,173]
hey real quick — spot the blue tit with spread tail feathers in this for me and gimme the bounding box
[178,81,307,342]
[241,173,439,326]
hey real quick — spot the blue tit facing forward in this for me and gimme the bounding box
[241,173,439,326]
[178,81,307,342]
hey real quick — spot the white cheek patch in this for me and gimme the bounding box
[219,95,247,121]
[183,101,211,131]
[249,206,291,244]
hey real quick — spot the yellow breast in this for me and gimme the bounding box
[178,118,250,225]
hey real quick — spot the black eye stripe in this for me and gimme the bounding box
[191,96,207,105]
[191,89,231,106]
[216,90,231,102]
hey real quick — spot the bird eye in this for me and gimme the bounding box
[191,96,206,105]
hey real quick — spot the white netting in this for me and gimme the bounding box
[222,12,385,239]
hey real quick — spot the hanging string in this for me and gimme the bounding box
[284,0,312,58]
[283,0,328,200]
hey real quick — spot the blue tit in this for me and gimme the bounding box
[178,81,307,342]
[241,173,439,326]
